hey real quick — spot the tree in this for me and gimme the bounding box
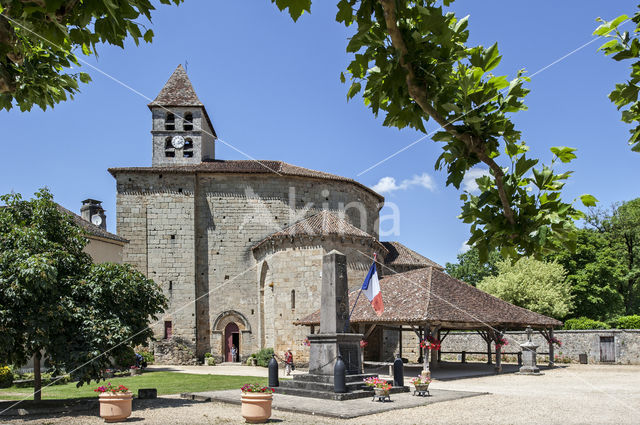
[271,0,595,260]
[0,0,182,111]
[594,9,640,152]
[588,199,640,314]
[0,188,167,400]
[445,246,500,286]
[477,257,573,319]
[545,229,624,321]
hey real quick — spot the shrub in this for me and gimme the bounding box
[204,353,213,358]
[252,348,274,367]
[563,317,609,330]
[138,348,155,365]
[0,366,13,388]
[113,346,137,369]
[611,315,640,329]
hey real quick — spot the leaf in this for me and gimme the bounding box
[579,194,598,207]
[550,146,577,163]
[347,82,361,100]
[79,73,91,84]
[143,29,154,43]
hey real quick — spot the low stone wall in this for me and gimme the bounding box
[440,329,640,365]
[153,337,199,365]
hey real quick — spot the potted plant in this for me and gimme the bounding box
[363,377,392,398]
[94,382,133,423]
[129,365,141,375]
[204,353,216,366]
[410,376,432,394]
[240,383,274,423]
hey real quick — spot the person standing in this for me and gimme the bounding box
[284,349,294,376]
[231,345,238,363]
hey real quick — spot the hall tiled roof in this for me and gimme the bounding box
[108,160,384,201]
[295,267,562,329]
[381,241,443,270]
[56,205,128,244]
[253,210,387,252]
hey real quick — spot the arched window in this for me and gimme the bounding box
[183,112,193,131]
[183,138,193,158]
[291,290,295,310]
[164,137,175,157]
[165,112,175,130]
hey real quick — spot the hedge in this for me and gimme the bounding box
[611,315,640,329]
[563,317,609,330]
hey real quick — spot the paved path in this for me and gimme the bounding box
[182,388,484,419]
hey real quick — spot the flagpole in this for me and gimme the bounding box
[344,253,377,333]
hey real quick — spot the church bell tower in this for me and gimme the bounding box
[148,65,216,166]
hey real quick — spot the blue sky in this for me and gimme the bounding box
[1,0,638,267]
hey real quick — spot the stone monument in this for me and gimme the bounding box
[519,326,541,375]
[307,250,363,375]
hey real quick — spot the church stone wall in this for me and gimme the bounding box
[115,170,382,363]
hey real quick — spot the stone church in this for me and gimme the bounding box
[108,65,440,364]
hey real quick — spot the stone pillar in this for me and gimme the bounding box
[308,250,363,376]
[495,344,502,373]
[519,326,540,374]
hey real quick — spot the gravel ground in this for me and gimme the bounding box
[1,364,638,425]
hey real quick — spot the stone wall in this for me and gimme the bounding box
[115,170,382,364]
[437,330,640,365]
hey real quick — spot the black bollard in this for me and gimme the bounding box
[334,355,346,393]
[268,355,279,387]
[393,353,404,387]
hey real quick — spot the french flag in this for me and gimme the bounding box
[362,261,384,316]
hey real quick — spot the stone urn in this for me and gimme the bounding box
[413,383,430,392]
[130,367,142,376]
[373,387,390,398]
[98,392,133,422]
[240,392,273,423]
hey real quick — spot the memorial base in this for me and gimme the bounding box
[308,333,363,375]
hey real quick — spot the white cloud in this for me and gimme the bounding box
[462,168,491,192]
[459,241,471,253]
[371,173,436,194]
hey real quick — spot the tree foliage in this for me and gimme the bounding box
[0,0,182,111]
[545,229,624,320]
[595,9,640,152]
[563,317,609,330]
[478,257,573,319]
[0,188,167,399]
[272,0,595,260]
[588,198,640,314]
[444,246,500,286]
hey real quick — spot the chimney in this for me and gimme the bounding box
[80,199,107,230]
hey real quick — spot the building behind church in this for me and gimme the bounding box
[108,66,440,364]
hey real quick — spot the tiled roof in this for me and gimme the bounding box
[381,241,443,270]
[57,204,128,244]
[147,65,216,137]
[149,65,203,107]
[252,210,386,252]
[108,160,384,201]
[295,267,562,329]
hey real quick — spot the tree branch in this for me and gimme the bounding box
[379,0,515,225]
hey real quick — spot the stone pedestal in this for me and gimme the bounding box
[519,340,540,374]
[308,333,363,375]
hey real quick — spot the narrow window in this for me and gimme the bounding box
[164,137,175,157]
[291,290,295,310]
[164,321,173,339]
[165,112,175,130]
[183,138,194,158]
[183,112,193,131]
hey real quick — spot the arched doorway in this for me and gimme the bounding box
[224,322,240,362]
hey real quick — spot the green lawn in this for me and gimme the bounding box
[0,371,268,400]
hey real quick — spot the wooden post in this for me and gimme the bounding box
[495,343,502,373]
[437,329,442,363]
[487,339,492,365]
[461,351,466,364]
[398,326,403,359]
[33,351,42,402]
[422,325,430,376]
[548,328,555,367]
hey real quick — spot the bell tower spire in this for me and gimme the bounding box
[148,65,216,166]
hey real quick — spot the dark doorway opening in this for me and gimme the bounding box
[224,322,240,362]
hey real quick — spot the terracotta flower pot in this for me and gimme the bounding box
[98,392,133,423]
[240,392,273,423]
